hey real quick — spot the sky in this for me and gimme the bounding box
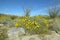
[0,0,60,16]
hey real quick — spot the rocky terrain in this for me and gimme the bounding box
[0,24,60,40]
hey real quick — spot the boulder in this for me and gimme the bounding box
[7,27,25,40]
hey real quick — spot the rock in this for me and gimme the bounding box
[21,35,41,40]
[0,24,4,27]
[43,31,60,40]
[7,27,25,40]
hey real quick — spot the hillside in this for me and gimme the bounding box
[0,14,18,21]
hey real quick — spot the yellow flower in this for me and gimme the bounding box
[46,24,49,27]
[31,21,34,24]
[36,25,40,28]
[23,19,25,22]
[15,23,19,27]
[28,20,30,21]
[26,26,29,29]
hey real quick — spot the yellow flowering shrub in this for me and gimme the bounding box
[15,16,49,34]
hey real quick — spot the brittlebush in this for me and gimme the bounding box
[15,16,49,34]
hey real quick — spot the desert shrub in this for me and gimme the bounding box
[48,7,60,33]
[0,25,8,40]
[49,18,60,33]
[15,16,49,34]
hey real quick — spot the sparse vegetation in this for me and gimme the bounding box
[0,6,60,40]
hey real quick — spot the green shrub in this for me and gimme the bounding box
[15,16,49,34]
[0,26,8,40]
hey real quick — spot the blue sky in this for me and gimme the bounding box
[0,0,60,16]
